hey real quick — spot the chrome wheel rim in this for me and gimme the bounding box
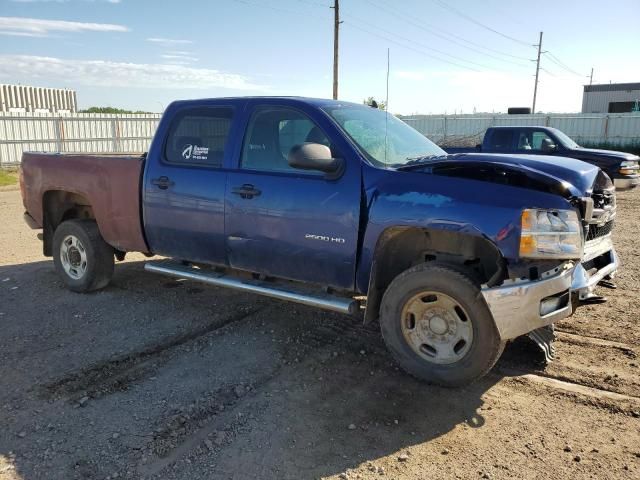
[60,235,88,280]
[400,291,474,365]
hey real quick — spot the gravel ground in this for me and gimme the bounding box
[0,187,638,480]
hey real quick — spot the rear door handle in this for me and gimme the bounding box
[151,176,174,190]
[232,184,261,199]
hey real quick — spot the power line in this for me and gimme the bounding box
[343,13,500,71]
[544,51,584,76]
[232,0,529,73]
[429,0,534,48]
[345,21,481,72]
[364,0,531,65]
[300,0,532,68]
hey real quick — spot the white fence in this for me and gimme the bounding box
[2,111,640,167]
[0,112,161,167]
[402,112,640,148]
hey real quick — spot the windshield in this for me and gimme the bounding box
[551,128,580,149]
[323,105,446,167]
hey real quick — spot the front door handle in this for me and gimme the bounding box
[151,176,174,190]
[232,184,261,199]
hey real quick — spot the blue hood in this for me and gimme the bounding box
[434,152,603,197]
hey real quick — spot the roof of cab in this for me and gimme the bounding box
[167,96,363,109]
[489,125,556,131]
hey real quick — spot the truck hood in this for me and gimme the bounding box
[411,152,603,198]
[570,147,639,163]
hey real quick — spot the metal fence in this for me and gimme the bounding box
[0,112,161,167]
[402,112,640,148]
[2,111,640,167]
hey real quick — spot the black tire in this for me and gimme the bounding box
[380,262,504,387]
[52,219,115,293]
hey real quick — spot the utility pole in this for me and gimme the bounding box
[589,67,594,86]
[532,31,543,114]
[331,0,340,100]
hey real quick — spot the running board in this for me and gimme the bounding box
[144,262,359,315]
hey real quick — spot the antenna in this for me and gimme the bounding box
[384,47,390,165]
[386,47,390,110]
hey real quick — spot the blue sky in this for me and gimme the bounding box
[0,0,639,114]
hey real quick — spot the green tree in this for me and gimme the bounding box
[79,107,152,114]
[363,97,386,110]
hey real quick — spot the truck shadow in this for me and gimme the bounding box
[0,259,543,479]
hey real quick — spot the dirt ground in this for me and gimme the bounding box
[0,186,638,480]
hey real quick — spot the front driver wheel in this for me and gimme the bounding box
[53,219,115,293]
[380,263,504,387]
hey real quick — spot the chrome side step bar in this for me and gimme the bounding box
[144,262,359,315]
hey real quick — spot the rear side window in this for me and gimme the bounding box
[488,130,514,151]
[164,107,233,167]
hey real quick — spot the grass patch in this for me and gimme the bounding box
[581,141,640,156]
[0,170,18,187]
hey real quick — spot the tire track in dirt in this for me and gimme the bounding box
[499,333,640,411]
[501,373,640,416]
[40,302,269,402]
[140,376,275,477]
[136,311,386,475]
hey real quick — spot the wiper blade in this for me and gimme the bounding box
[394,154,448,170]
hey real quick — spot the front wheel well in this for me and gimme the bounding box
[42,190,95,256]
[364,227,506,323]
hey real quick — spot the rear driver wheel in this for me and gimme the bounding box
[380,263,504,387]
[53,219,115,292]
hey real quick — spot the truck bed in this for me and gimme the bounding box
[21,152,148,253]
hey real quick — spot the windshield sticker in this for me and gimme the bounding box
[182,144,209,161]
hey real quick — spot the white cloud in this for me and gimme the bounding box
[10,1,121,3]
[0,54,265,91]
[147,37,193,46]
[394,71,427,81]
[161,54,199,64]
[0,16,128,37]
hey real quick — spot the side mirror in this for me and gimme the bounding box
[541,138,557,153]
[288,143,343,174]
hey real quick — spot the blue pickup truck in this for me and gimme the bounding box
[446,126,639,190]
[20,97,619,386]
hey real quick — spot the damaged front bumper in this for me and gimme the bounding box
[571,234,619,300]
[481,266,573,341]
[481,234,619,342]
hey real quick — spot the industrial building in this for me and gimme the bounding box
[0,84,77,114]
[582,82,640,113]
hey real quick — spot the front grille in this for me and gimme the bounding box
[586,220,614,241]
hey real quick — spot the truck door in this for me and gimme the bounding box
[224,104,361,290]
[143,105,237,264]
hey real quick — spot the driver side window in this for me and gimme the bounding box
[531,131,554,151]
[241,106,329,174]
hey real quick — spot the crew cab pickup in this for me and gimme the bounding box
[445,126,639,190]
[20,97,619,386]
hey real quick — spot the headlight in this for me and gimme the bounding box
[519,209,582,259]
[619,160,639,176]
